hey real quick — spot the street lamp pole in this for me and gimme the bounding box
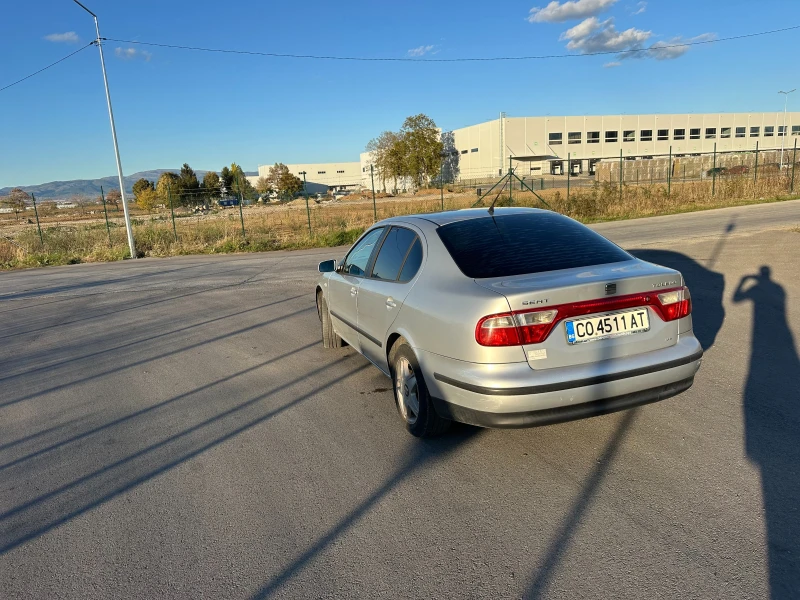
[73,0,136,259]
[779,89,796,169]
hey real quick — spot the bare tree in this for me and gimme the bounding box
[105,188,122,211]
[4,188,30,221]
[71,194,92,216]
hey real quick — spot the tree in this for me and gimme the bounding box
[136,187,158,212]
[266,163,303,199]
[255,176,273,196]
[366,131,401,192]
[400,114,443,188]
[202,171,220,198]
[105,188,123,211]
[132,179,154,202]
[156,172,180,205]
[4,188,30,221]
[220,166,234,195]
[178,163,199,205]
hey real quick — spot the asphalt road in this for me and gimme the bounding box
[1,200,799,599]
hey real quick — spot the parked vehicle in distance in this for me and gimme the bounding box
[315,208,702,437]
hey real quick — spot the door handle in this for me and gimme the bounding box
[385,297,397,309]
[350,287,358,296]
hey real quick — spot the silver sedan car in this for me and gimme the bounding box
[315,207,702,437]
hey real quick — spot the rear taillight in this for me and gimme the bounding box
[656,286,692,321]
[476,309,558,346]
[476,286,692,347]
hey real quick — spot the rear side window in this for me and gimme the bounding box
[371,227,417,281]
[436,212,632,279]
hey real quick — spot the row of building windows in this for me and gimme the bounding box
[460,148,480,154]
[548,125,800,145]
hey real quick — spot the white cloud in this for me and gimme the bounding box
[408,45,435,57]
[642,33,716,60]
[527,0,618,23]
[604,61,622,67]
[632,1,646,15]
[114,47,152,61]
[44,32,80,44]
[560,17,651,54]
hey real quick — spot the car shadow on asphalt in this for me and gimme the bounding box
[733,266,800,599]
[247,424,481,600]
[0,346,370,555]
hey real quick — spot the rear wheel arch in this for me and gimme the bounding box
[386,332,404,363]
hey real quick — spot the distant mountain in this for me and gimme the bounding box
[0,169,258,200]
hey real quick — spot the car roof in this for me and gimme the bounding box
[379,206,550,228]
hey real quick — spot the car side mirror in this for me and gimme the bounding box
[318,259,337,273]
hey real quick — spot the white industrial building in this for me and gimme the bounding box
[453,112,800,179]
[252,111,800,192]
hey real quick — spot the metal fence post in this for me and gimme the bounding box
[301,171,311,235]
[235,175,246,238]
[100,186,112,247]
[508,156,513,205]
[712,143,717,197]
[31,193,44,246]
[792,138,797,193]
[371,165,378,220]
[566,152,571,204]
[753,141,759,198]
[668,146,672,197]
[168,186,178,242]
[541,177,544,190]
[619,149,623,202]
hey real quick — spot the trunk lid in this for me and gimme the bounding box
[474,259,684,370]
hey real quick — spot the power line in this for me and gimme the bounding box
[1,23,797,94]
[105,25,800,62]
[0,42,95,93]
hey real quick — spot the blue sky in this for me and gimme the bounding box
[1,0,798,186]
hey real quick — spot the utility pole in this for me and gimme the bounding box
[73,0,135,259]
[779,89,796,169]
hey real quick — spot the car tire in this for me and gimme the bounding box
[389,339,450,437]
[318,293,344,349]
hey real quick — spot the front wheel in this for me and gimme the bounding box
[390,340,450,437]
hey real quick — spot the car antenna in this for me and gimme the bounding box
[487,180,509,215]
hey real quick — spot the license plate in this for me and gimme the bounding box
[565,308,650,345]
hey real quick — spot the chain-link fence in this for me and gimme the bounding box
[2,142,798,269]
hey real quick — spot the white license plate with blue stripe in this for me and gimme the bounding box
[565,309,650,344]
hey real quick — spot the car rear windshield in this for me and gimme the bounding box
[436,212,632,279]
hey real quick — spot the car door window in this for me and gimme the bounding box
[342,228,384,276]
[398,238,423,282]
[370,227,417,281]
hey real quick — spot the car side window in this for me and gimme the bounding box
[342,227,384,277]
[398,238,423,282]
[370,227,417,281]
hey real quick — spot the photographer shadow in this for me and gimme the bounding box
[733,266,800,599]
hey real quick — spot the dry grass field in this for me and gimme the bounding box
[1,173,797,270]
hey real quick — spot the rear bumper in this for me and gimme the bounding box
[418,334,702,428]
[432,377,694,428]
